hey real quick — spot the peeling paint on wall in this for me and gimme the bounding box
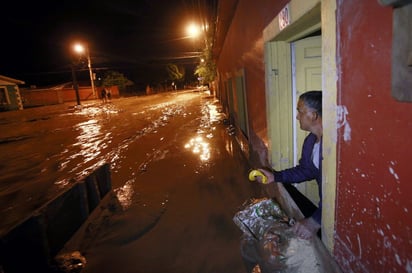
[336,105,351,142]
[356,233,362,258]
[406,259,412,273]
[389,161,400,180]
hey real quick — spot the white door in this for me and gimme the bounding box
[292,35,322,205]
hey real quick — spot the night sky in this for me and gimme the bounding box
[1,0,215,88]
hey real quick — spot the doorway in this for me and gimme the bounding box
[292,35,322,204]
[266,34,321,205]
[263,0,338,251]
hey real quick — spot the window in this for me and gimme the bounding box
[0,87,10,105]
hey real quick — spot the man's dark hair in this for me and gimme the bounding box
[300,91,322,117]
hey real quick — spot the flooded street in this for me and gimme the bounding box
[0,90,262,272]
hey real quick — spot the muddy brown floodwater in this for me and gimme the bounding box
[0,90,264,273]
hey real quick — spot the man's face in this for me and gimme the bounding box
[296,99,315,131]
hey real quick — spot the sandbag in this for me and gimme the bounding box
[234,198,320,273]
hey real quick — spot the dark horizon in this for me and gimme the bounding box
[1,0,217,88]
[11,62,199,90]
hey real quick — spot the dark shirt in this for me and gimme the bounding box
[273,133,322,224]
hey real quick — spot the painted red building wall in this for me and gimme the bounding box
[334,1,412,272]
[216,0,289,157]
[216,0,412,272]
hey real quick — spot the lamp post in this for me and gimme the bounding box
[73,43,96,99]
[186,22,210,87]
[71,64,81,106]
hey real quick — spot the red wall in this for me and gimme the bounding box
[217,0,288,162]
[216,0,412,271]
[335,1,412,272]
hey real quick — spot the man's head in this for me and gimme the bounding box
[296,91,322,132]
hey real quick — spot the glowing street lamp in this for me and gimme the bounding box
[73,43,96,99]
[186,23,201,38]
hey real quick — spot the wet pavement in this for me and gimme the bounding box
[0,90,264,273]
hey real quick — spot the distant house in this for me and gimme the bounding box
[0,75,24,111]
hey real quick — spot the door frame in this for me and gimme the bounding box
[263,0,338,252]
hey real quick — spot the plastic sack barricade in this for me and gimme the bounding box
[233,198,319,273]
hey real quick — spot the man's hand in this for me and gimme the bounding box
[255,168,275,184]
[291,217,321,240]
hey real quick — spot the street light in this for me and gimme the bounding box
[186,23,201,38]
[185,22,215,91]
[73,43,96,99]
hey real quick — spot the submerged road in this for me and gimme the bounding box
[0,90,263,273]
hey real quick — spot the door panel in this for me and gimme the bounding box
[293,35,322,205]
[266,41,293,170]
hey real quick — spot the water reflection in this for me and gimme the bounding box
[72,104,120,117]
[115,178,135,210]
[225,137,234,157]
[206,103,221,123]
[54,106,119,187]
[184,100,224,163]
[74,119,104,163]
[184,136,210,162]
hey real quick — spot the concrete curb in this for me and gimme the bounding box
[0,163,111,273]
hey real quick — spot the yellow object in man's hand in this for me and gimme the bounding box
[248,169,268,184]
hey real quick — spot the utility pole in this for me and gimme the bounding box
[74,43,96,99]
[71,64,81,106]
[86,46,96,99]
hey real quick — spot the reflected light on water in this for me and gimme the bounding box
[114,179,134,210]
[184,136,210,161]
[183,100,224,163]
[55,119,107,187]
[207,103,221,123]
[75,119,104,162]
[225,140,234,157]
[74,105,120,116]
